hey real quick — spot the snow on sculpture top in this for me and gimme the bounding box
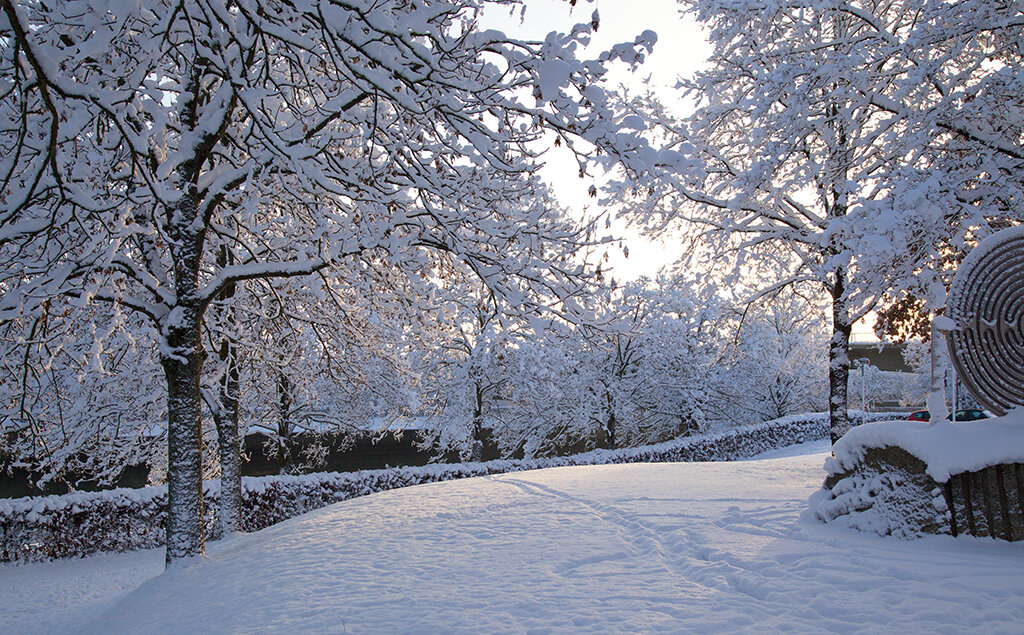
[946,226,1024,416]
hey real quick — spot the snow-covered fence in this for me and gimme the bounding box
[0,412,904,563]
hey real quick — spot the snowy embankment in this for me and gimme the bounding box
[0,412,903,563]
[3,440,1023,634]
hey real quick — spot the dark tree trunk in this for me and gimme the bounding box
[471,382,484,462]
[161,306,206,564]
[603,387,617,450]
[277,371,293,473]
[213,333,240,536]
[823,40,854,446]
[829,267,852,445]
[161,65,212,565]
[161,217,208,562]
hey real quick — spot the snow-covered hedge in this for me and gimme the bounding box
[0,412,903,563]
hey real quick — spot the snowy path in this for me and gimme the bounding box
[3,441,1024,633]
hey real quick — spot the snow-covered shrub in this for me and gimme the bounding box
[0,488,168,563]
[0,412,905,563]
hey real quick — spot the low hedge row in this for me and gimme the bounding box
[0,412,904,563]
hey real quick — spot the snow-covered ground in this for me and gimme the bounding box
[4,440,1024,634]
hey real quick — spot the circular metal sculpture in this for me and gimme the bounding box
[946,226,1024,416]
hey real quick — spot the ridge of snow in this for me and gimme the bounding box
[826,407,1024,482]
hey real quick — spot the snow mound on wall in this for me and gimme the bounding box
[825,408,1024,483]
[812,446,950,538]
[813,408,1024,538]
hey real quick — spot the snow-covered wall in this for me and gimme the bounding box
[824,410,1024,483]
[0,412,903,563]
[813,409,1024,539]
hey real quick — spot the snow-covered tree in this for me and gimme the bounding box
[586,279,717,447]
[620,0,1023,443]
[0,307,166,491]
[495,325,599,457]
[711,288,829,425]
[480,278,720,458]
[235,268,417,460]
[414,272,513,461]
[0,0,655,562]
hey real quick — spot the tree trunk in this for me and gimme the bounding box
[825,42,853,445]
[161,197,208,563]
[603,387,617,450]
[213,336,240,537]
[927,317,949,423]
[829,268,852,445]
[471,382,484,462]
[213,247,241,536]
[162,64,211,565]
[277,371,292,473]
[161,308,206,564]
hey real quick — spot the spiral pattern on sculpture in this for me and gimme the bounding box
[946,226,1024,416]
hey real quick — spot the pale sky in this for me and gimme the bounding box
[480,2,877,338]
[480,0,710,282]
